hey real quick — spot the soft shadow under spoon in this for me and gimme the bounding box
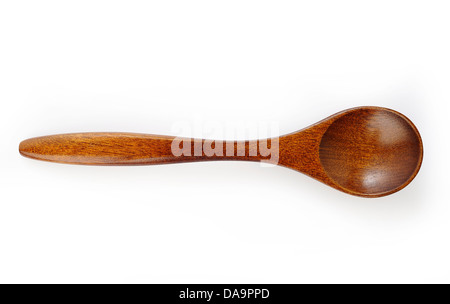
[19,106,423,197]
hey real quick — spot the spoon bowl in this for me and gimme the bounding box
[19,106,423,197]
[318,108,422,197]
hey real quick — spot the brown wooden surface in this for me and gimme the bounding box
[19,106,423,197]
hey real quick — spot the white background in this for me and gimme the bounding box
[0,1,448,283]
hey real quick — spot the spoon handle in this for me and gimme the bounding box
[19,132,276,165]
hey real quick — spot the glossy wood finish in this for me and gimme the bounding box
[19,107,423,197]
[18,133,269,165]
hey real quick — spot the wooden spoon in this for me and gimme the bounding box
[19,106,423,197]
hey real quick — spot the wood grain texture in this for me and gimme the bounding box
[19,133,271,165]
[19,106,423,197]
